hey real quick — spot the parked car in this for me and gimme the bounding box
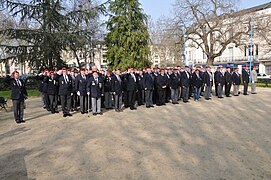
[257,73,271,79]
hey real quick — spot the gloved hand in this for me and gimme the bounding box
[77,91,80,96]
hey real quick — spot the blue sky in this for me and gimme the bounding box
[139,0,271,20]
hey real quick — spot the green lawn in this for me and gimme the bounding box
[0,89,41,99]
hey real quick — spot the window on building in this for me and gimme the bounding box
[228,47,233,62]
[255,44,258,56]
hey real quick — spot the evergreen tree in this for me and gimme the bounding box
[0,0,106,70]
[105,0,151,70]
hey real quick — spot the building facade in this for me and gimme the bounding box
[185,2,271,74]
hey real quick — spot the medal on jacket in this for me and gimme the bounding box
[62,81,64,84]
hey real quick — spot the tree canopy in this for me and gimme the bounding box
[0,0,106,70]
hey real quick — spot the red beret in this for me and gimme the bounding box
[50,71,54,74]
[62,68,66,70]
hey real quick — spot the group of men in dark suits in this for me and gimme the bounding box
[33,64,255,119]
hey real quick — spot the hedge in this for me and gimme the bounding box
[0,76,39,91]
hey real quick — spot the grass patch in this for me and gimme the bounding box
[0,89,41,99]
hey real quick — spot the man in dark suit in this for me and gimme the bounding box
[203,66,213,100]
[232,67,241,96]
[156,68,168,106]
[111,69,123,112]
[181,66,191,103]
[170,68,180,104]
[143,67,155,108]
[104,70,113,109]
[56,68,73,117]
[242,65,250,95]
[224,66,232,97]
[214,67,220,96]
[45,71,59,114]
[7,71,28,124]
[191,69,203,101]
[87,71,104,116]
[136,69,145,106]
[126,67,138,110]
[216,66,225,98]
[75,68,88,114]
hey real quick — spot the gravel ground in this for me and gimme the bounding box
[0,88,271,180]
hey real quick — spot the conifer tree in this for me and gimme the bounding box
[105,0,151,70]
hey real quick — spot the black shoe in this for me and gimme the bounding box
[244,94,249,95]
[67,113,72,116]
[63,114,67,117]
[55,110,59,113]
[226,95,231,97]
[51,111,55,114]
[251,93,257,94]
[93,113,97,116]
[20,120,25,123]
[115,109,120,112]
[150,105,154,108]
[98,112,103,115]
[234,95,239,96]
[81,112,85,114]
[205,98,211,100]
[218,97,224,99]
[183,101,189,103]
[146,106,150,108]
[16,120,21,124]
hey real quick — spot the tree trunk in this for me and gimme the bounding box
[206,57,215,66]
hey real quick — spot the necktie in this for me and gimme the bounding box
[16,79,21,86]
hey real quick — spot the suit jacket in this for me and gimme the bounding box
[8,78,28,100]
[87,76,104,98]
[111,74,122,95]
[191,73,203,88]
[181,71,190,87]
[216,71,225,85]
[156,74,168,91]
[126,73,137,91]
[45,76,58,95]
[214,71,219,84]
[232,72,241,85]
[242,69,250,83]
[170,73,180,89]
[136,73,145,90]
[75,74,88,96]
[225,71,232,85]
[56,74,73,96]
[104,75,112,92]
[203,71,213,86]
[143,73,155,90]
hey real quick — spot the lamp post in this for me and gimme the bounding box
[180,25,187,66]
[249,16,254,83]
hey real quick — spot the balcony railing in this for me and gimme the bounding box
[192,55,271,64]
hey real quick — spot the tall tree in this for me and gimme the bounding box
[105,0,151,70]
[0,0,106,70]
[173,0,249,65]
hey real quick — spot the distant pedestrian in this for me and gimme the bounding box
[251,66,258,94]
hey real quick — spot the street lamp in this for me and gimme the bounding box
[180,25,186,66]
[249,16,254,83]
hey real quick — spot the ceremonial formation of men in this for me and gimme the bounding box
[9,64,258,123]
